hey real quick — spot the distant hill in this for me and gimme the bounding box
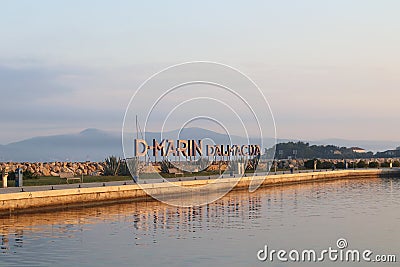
[0,129,122,162]
[265,141,374,160]
[0,128,275,162]
[0,128,398,162]
[311,138,399,153]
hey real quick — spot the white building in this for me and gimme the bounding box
[351,147,366,153]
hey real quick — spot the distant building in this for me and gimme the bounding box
[351,147,366,153]
[396,146,400,150]
[375,149,400,158]
[333,150,342,155]
[386,151,395,156]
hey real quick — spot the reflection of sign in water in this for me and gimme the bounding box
[135,139,261,157]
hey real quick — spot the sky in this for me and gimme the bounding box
[0,1,399,144]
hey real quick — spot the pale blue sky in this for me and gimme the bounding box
[1,1,399,144]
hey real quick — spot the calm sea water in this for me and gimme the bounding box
[0,177,399,267]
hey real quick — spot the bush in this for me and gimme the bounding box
[117,160,130,176]
[304,159,321,169]
[393,160,400,167]
[320,161,333,169]
[160,159,173,173]
[335,162,345,169]
[103,156,131,176]
[7,171,15,180]
[357,160,367,168]
[368,162,379,168]
[5,170,38,180]
[23,170,39,179]
[380,161,390,168]
[347,162,356,169]
[104,156,119,176]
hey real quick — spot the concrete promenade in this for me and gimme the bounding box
[0,169,399,216]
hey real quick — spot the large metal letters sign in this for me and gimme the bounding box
[134,139,261,157]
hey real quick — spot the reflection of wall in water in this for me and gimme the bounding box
[1,230,23,252]
[132,194,262,235]
[0,179,366,248]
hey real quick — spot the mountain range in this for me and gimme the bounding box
[0,128,398,162]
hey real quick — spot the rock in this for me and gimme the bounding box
[52,166,61,172]
[42,168,51,176]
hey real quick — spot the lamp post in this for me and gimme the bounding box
[1,167,8,188]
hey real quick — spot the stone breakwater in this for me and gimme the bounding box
[0,158,398,177]
[0,162,105,176]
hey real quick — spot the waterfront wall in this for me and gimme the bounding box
[0,169,398,216]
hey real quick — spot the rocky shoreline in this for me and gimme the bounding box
[1,157,398,177]
[0,162,105,177]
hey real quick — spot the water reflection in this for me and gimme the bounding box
[0,179,385,243]
[0,177,399,267]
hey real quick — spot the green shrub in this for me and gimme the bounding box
[320,161,333,169]
[335,162,345,169]
[368,162,379,168]
[380,161,390,168]
[23,170,39,179]
[348,162,356,169]
[104,156,119,176]
[304,159,321,169]
[357,160,367,168]
[160,159,173,173]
